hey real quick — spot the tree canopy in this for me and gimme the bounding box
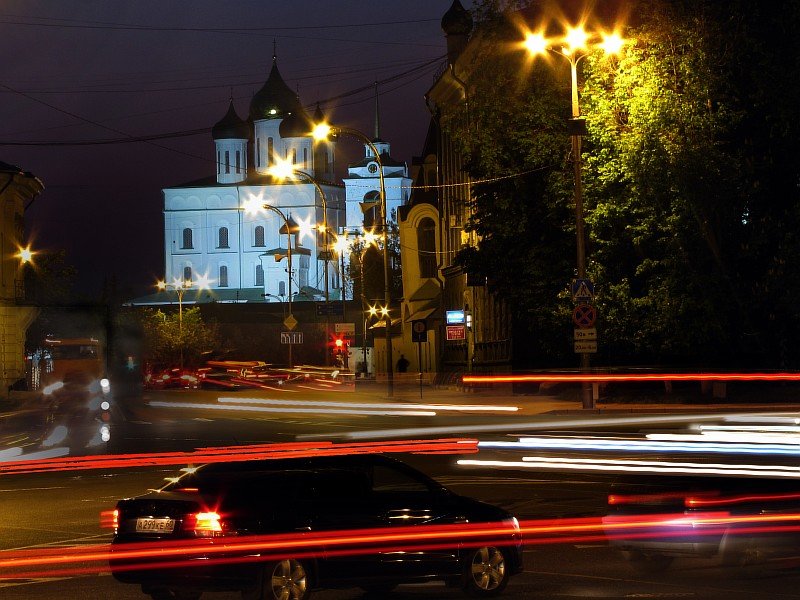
[450,0,800,368]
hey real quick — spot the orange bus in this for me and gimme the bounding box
[42,337,105,386]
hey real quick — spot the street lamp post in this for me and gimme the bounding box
[268,160,334,366]
[524,27,624,409]
[156,277,195,369]
[246,201,298,368]
[313,122,394,397]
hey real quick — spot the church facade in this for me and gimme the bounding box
[158,57,410,305]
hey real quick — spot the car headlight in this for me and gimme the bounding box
[100,378,111,394]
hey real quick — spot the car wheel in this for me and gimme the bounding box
[623,550,674,573]
[463,546,508,597]
[244,559,311,600]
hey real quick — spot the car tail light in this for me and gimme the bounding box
[186,511,225,537]
[608,491,698,505]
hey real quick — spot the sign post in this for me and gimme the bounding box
[411,320,428,400]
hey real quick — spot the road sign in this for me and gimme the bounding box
[283,314,298,330]
[316,303,344,317]
[572,304,597,328]
[574,340,597,353]
[446,310,465,324]
[412,319,428,343]
[574,327,597,341]
[335,322,356,334]
[281,331,303,344]
[446,325,466,341]
[571,278,595,303]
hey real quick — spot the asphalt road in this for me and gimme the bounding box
[3,387,800,599]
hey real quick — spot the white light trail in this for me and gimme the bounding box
[457,456,800,479]
[149,400,436,417]
[217,396,518,413]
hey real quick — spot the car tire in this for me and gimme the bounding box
[462,546,509,597]
[243,559,311,600]
[623,550,674,573]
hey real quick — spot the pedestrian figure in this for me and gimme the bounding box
[396,354,410,373]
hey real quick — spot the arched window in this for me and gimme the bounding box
[363,190,380,229]
[303,148,308,169]
[183,266,192,283]
[224,151,230,174]
[292,148,297,164]
[256,138,261,167]
[218,227,229,249]
[182,228,193,249]
[235,151,241,174]
[278,280,286,296]
[254,225,265,247]
[219,265,228,287]
[255,264,264,286]
[267,137,274,166]
[217,151,221,175]
[417,217,437,278]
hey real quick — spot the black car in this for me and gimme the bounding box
[111,454,523,600]
[604,475,800,573]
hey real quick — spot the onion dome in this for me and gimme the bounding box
[249,58,303,121]
[441,0,473,36]
[278,107,313,138]
[212,100,250,140]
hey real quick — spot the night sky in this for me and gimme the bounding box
[0,1,462,298]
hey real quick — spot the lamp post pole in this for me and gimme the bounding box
[314,124,394,397]
[261,204,295,368]
[157,278,194,370]
[269,165,333,366]
[524,29,624,409]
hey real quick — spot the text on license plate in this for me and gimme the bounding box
[136,518,175,533]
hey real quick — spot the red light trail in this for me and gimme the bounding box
[4,512,800,580]
[0,438,478,476]
[462,372,800,383]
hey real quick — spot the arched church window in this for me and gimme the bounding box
[218,227,229,249]
[219,265,228,287]
[182,228,193,249]
[256,138,261,167]
[255,264,264,287]
[278,280,286,296]
[225,151,230,174]
[303,148,308,169]
[292,148,297,165]
[363,190,380,229]
[183,266,192,283]
[217,151,221,175]
[268,137,274,166]
[417,217,437,278]
[235,151,241,174]
[254,226,265,247]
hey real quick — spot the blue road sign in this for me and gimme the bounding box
[571,278,595,302]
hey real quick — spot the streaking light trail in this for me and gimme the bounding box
[0,438,478,476]
[216,396,519,413]
[149,400,435,417]
[458,456,800,479]
[5,512,800,580]
[462,372,800,383]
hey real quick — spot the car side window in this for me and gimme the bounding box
[372,465,431,493]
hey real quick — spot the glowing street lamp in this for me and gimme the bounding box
[156,275,211,368]
[524,24,626,409]
[15,246,33,265]
[313,121,395,397]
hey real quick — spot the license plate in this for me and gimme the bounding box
[135,517,175,533]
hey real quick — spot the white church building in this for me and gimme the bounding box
[133,55,410,306]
